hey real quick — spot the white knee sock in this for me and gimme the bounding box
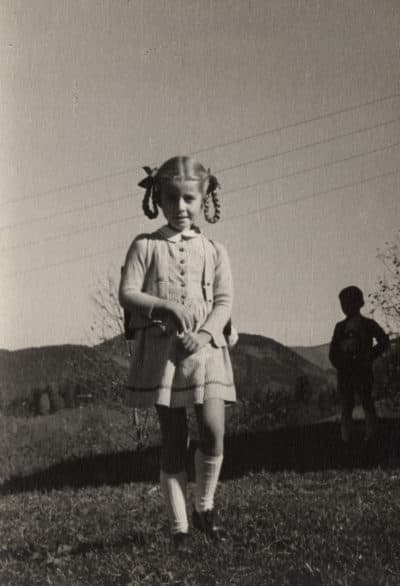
[194,449,223,513]
[160,470,189,534]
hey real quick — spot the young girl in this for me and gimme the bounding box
[119,156,236,548]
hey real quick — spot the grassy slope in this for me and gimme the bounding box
[0,345,91,405]
[1,336,399,584]
[1,469,400,585]
[0,405,148,484]
[0,417,399,584]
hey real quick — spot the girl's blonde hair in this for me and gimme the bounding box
[138,156,221,223]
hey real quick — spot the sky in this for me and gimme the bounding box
[1,0,400,350]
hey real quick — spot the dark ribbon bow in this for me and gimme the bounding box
[138,166,158,189]
[207,173,221,193]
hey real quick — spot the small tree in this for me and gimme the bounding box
[368,230,400,335]
[369,231,400,408]
[90,270,126,343]
[89,269,150,447]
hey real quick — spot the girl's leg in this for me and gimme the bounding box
[194,398,225,513]
[156,405,189,535]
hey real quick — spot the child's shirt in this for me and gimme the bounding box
[120,225,233,347]
[329,314,389,376]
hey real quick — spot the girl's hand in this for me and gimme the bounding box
[164,301,194,333]
[226,325,239,349]
[180,331,212,354]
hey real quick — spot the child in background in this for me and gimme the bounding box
[329,286,389,443]
[119,156,236,549]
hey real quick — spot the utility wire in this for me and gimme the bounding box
[0,191,138,232]
[218,117,400,174]
[221,167,400,224]
[2,139,399,252]
[4,166,400,278]
[221,141,400,199]
[1,90,399,208]
[3,245,127,278]
[1,115,399,233]
[191,92,400,155]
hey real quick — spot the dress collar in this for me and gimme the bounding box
[158,224,202,242]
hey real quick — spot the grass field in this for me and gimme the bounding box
[0,404,161,486]
[1,417,400,585]
[1,467,400,585]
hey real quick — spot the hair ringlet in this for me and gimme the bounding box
[204,173,221,223]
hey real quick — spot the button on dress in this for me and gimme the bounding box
[124,228,236,408]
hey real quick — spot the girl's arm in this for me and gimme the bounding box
[199,241,233,347]
[119,236,193,331]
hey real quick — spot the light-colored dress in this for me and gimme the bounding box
[120,225,236,408]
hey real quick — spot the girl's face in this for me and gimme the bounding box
[158,181,204,232]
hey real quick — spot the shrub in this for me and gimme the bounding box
[61,383,77,409]
[294,374,313,403]
[48,388,65,412]
[38,393,50,415]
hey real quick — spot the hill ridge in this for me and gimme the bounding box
[1,332,330,411]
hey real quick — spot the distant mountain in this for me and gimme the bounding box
[0,333,332,413]
[231,334,330,396]
[0,344,124,410]
[291,343,332,371]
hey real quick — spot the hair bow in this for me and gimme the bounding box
[207,172,221,194]
[138,166,158,189]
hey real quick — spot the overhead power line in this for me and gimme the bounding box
[0,191,138,232]
[221,167,400,224]
[4,166,400,278]
[218,117,400,175]
[1,90,399,208]
[3,245,127,278]
[221,140,400,198]
[191,92,400,155]
[1,115,399,233]
[2,139,399,253]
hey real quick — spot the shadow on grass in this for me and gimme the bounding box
[0,532,148,564]
[2,419,399,494]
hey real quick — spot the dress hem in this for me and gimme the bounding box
[124,382,236,409]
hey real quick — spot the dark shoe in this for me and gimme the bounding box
[192,508,227,540]
[172,532,191,552]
